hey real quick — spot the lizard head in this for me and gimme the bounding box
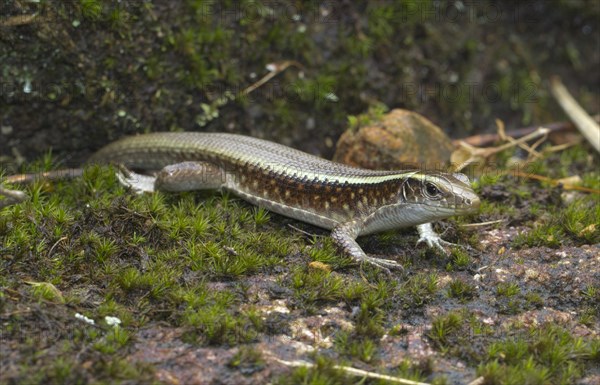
[400,171,480,216]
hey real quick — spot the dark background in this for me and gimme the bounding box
[1,0,598,167]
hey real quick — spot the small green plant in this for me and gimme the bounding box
[512,223,564,248]
[447,248,472,270]
[447,279,477,302]
[252,207,270,225]
[94,237,118,263]
[496,282,521,297]
[291,268,345,308]
[334,331,379,363]
[398,272,439,308]
[274,355,350,385]
[227,345,265,373]
[428,311,464,348]
[307,237,354,269]
[94,326,131,355]
[478,325,597,385]
[27,281,65,303]
[562,199,600,243]
[347,102,389,131]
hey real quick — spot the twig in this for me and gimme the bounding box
[497,120,546,159]
[0,186,28,208]
[48,237,68,258]
[466,377,485,385]
[2,168,84,184]
[195,60,304,127]
[287,223,320,238]
[454,120,585,147]
[550,76,600,153]
[1,168,85,208]
[510,171,600,194]
[240,61,304,97]
[460,220,505,228]
[0,14,38,27]
[453,125,550,171]
[273,357,431,385]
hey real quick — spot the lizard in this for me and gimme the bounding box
[1,132,480,272]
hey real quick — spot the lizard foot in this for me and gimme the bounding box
[357,255,404,275]
[416,222,461,255]
[115,166,156,194]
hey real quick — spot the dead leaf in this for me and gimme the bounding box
[308,261,331,272]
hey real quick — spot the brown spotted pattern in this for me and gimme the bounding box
[231,162,404,218]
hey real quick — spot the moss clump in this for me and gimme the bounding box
[447,278,477,302]
[512,197,599,248]
[397,272,439,309]
[478,325,599,385]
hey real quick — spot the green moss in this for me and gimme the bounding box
[447,278,477,302]
[397,272,439,309]
[428,310,464,349]
[512,223,564,248]
[353,284,391,338]
[97,299,134,327]
[512,196,599,248]
[346,102,389,132]
[27,281,65,303]
[393,359,434,384]
[307,237,354,270]
[558,146,591,175]
[227,345,265,373]
[446,247,472,271]
[273,355,350,385]
[252,206,270,225]
[524,291,544,309]
[496,282,520,297]
[582,172,600,190]
[334,332,379,364]
[115,264,177,300]
[182,304,264,345]
[79,0,103,21]
[94,326,131,354]
[561,198,600,244]
[479,325,598,385]
[477,199,518,219]
[291,267,345,308]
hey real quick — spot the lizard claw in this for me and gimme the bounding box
[360,255,404,274]
[416,223,461,255]
[416,234,456,255]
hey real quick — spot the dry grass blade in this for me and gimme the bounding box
[550,76,600,153]
[0,14,38,27]
[451,122,550,171]
[511,171,600,194]
[273,357,431,385]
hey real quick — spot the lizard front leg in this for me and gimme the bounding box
[331,221,403,273]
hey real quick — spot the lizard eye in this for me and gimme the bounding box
[425,182,441,197]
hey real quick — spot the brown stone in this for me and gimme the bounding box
[333,109,455,170]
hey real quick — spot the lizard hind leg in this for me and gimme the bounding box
[155,161,227,192]
[117,161,226,193]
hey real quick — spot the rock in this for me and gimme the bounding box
[333,109,455,170]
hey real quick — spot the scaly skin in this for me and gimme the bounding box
[86,133,482,271]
